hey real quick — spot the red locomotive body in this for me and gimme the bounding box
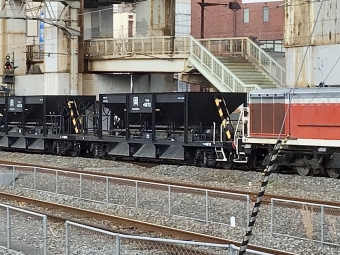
[240,88,340,178]
[248,88,340,142]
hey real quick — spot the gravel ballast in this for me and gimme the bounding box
[0,151,339,254]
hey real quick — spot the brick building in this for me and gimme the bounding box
[191,0,285,52]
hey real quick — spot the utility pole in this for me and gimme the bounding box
[200,0,205,39]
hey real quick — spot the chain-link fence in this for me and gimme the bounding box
[65,221,275,255]
[271,198,340,246]
[4,164,250,227]
[0,203,47,255]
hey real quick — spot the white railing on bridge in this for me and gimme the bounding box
[84,36,190,58]
[189,35,262,93]
[199,37,286,87]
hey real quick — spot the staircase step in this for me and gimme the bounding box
[217,56,249,63]
[236,74,268,79]
[233,74,268,78]
[206,50,283,90]
[226,66,258,69]
[227,70,260,74]
[226,66,259,70]
[221,62,254,65]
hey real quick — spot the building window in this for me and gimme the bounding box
[259,40,285,53]
[128,20,134,37]
[263,6,269,22]
[243,8,249,23]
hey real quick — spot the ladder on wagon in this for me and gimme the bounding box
[67,100,83,134]
[214,96,235,162]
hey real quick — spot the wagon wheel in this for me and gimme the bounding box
[296,166,311,176]
[326,168,340,179]
[295,158,311,176]
[70,143,81,157]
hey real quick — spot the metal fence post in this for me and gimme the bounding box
[12,166,15,187]
[168,186,171,215]
[228,245,236,255]
[246,195,250,226]
[79,174,82,199]
[6,207,11,249]
[115,234,121,255]
[135,181,138,209]
[106,177,109,203]
[321,205,324,245]
[270,198,274,235]
[55,171,59,194]
[43,216,47,255]
[65,221,70,255]
[33,167,37,190]
[205,190,209,223]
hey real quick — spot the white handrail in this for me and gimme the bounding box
[198,37,286,87]
[189,35,261,93]
[85,36,190,57]
[246,39,286,87]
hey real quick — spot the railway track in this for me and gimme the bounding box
[0,192,295,255]
[1,160,339,208]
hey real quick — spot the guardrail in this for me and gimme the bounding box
[84,36,190,58]
[198,37,286,87]
[3,164,250,228]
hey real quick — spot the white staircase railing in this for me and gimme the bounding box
[199,37,286,87]
[189,35,261,93]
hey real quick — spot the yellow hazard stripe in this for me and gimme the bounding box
[68,101,80,134]
[215,97,232,140]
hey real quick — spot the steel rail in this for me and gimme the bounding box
[0,192,294,255]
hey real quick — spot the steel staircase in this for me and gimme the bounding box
[217,56,277,88]
[188,36,286,93]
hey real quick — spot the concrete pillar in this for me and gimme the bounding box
[70,6,79,95]
[136,0,175,37]
[43,2,70,91]
[2,18,26,76]
[42,2,79,95]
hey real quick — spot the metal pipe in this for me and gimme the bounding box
[200,0,205,38]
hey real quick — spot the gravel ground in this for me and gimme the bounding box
[0,151,340,254]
